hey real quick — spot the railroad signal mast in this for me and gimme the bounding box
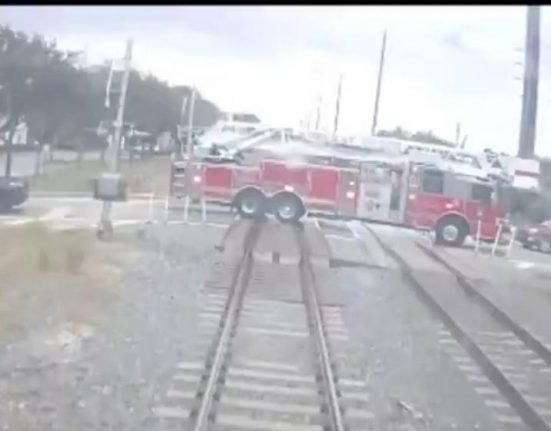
[96,39,133,238]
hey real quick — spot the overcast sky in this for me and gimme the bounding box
[3,6,551,156]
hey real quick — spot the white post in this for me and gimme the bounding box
[184,195,190,222]
[474,219,482,254]
[506,226,517,258]
[164,195,169,224]
[148,192,154,223]
[491,222,504,257]
[201,196,206,222]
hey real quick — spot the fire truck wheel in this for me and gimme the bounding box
[435,216,469,247]
[273,193,305,223]
[235,189,266,219]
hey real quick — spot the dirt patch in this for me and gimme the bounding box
[0,224,142,342]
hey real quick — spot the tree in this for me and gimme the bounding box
[87,67,220,140]
[1,25,222,176]
[0,26,88,176]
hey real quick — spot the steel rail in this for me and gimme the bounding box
[191,219,262,431]
[297,224,346,431]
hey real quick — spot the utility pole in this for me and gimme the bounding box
[518,6,540,158]
[186,87,197,160]
[315,95,322,131]
[371,30,387,136]
[178,94,188,158]
[3,88,13,178]
[455,122,461,147]
[333,74,343,139]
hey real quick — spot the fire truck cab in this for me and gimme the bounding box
[356,158,505,246]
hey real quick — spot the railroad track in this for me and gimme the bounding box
[361,222,551,431]
[152,218,372,431]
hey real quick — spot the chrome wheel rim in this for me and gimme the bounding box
[241,198,257,215]
[279,203,296,220]
[442,225,459,242]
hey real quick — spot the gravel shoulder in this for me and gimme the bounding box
[0,223,226,430]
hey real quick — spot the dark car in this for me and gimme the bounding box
[0,176,29,212]
[519,220,551,253]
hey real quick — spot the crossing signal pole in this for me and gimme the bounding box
[98,39,133,238]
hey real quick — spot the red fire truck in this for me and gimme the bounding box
[169,154,506,246]
[356,158,506,246]
[170,158,358,222]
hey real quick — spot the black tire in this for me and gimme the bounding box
[235,189,266,219]
[435,216,469,247]
[273,193,305,223]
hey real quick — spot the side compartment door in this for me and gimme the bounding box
[357,163,393,221]
[203,164,234,200]
[308,167,339,210]
[337,169,358,216]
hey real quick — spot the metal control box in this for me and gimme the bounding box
[93,172,128,201]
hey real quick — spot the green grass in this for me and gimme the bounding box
[32,160,105,192]
[0,223,129,341]
[0,222,92,277]
[32,156,171,195]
